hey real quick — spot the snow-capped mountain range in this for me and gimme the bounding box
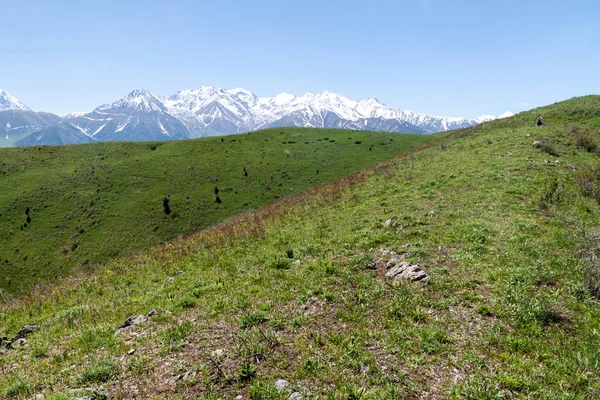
[1,90,62,146]
[0,89,32,112]
[0,87,514,147]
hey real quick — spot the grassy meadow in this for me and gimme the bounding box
[2,96,600,398]
[0,128,439,296]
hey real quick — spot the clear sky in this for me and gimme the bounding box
[1,0,599,118]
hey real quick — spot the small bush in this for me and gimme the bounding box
[300,357,321,376]
[573,125,600,152]
[351,253,374,269]
[575,164,600,203]
[476,305,494,317]
[72,324,117,352]
[238,361,257,381]
[162,321,193,351]
[55,304,87,327]
[583,259,600,301]
[162,197,171,215]
[248,381,278,400]
[583,250,600,300]
[540,142,560,156]
[268,257,291,270]
[537,302,570,326]
[240,311,268,329]
[46,392,72,400]
[32,346,49,358]
[177,295,197,309]
[78,359,120,384]
[1,378,30,397]
[539,179,564,214]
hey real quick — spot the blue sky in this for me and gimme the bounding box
[1,0,599,118]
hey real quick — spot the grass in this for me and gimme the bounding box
[0,127,439,296]
[1,96,600,398]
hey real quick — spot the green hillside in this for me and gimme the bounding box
[2,96,600,399]
[0,128,439,295]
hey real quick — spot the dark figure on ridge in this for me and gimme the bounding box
[535,115,544,126]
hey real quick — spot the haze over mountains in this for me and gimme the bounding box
[0,87,513,147]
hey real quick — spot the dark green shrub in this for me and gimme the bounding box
[575,164,600,203]
[540,142,560,156]
[240,311,268,329]
[77,359,120,384]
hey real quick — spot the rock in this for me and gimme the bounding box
[16,338,27,347]
[360,363,369,374]
[35,394,45,400]
[303,297,324,315]
[0,336,12,349]
[119,315,148,329]
[211,348,225,358]
[275,379,291,391]
[235,396,243,400]
[384,219,393,228]
[127,348,136,356]
[169,370,197,384]
[289,392,303,400]
[533,140,544,148]
[115,310,156,335]
[175,270,184,276]
[11,324,38,342]
[385,261,429,282]
[167,277,175,284]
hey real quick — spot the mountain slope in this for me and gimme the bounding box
[0,128,439,296]
[63,89,192,142]
[0,90,32,112]
[1,96,600,399]
[14,122,96,146]
[0,90,62,147]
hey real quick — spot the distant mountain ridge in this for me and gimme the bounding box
[0,88,514,147]
[0,90,62,147]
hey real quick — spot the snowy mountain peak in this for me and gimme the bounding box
[126,88,154,98]
[272,93,296,104]
[228,87,254,96]
[360,97,384,106]
[98,89,166,113]
[0,89,32,112]
[498,111,515,119]
[474,115,496,124]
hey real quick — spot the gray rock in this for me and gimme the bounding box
[167,277,175,284]
[275,379,291,391]
[35,394,45,400]
[16,338,27,347]
[176,270,184,276]
[211,348,225,358]
[289,392,303,400]
[115,310,156,335]
[385,261,429,282]
[11,324,38,341]
[533,140,544,148]
[384,219,393,228]
[0,336,11,349]
[360,363,369,374]
[304,297,324,315]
